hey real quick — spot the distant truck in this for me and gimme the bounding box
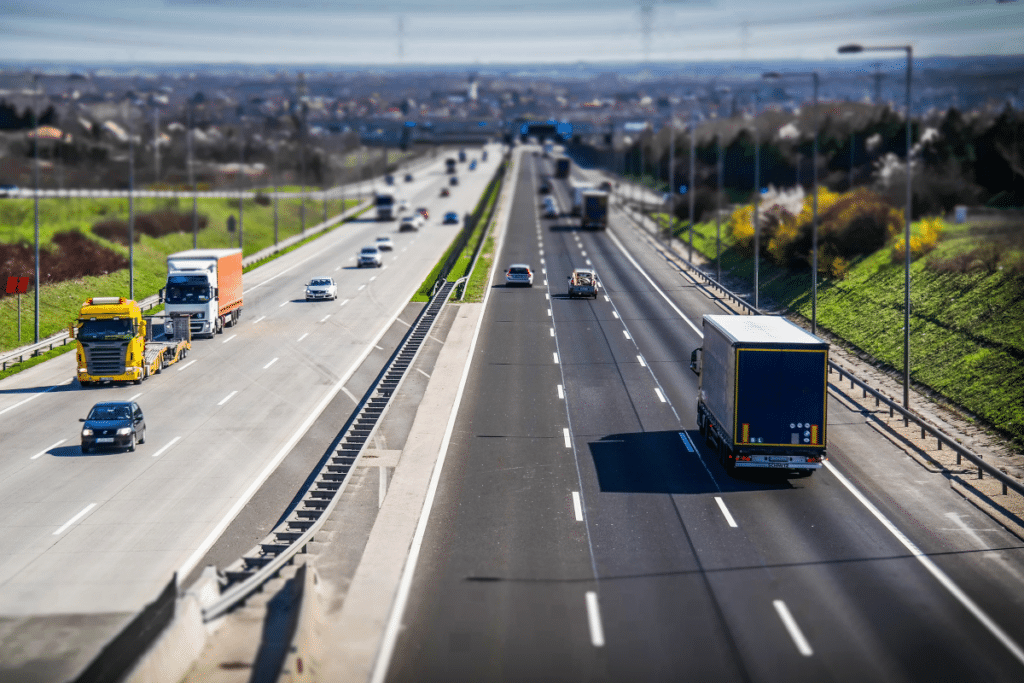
[375,190,398,220]
[445,158,457,174]
[554,158,571,179]
[580,190,609,229]
[162,249,244,338]
[689,315,829,475]
[71,297,191,386]
[566,269,599,299]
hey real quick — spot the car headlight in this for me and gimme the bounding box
[81,428,93,436]
[116,427,132,435]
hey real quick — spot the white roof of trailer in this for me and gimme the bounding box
[704,315,826,346]
[168,249,240,259]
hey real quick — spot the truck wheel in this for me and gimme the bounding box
[216,318,224,334]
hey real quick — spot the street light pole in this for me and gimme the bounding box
[237,125,245,251]
[716,131,723,283]
[839,43,914,409]
[668,102,675,247]
[752,91,761,310]
[32,74,40,343]
[187,101,198,249]
[127,98,136,300]
[689,114,696,263]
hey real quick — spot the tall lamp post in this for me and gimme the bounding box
[840,43,913,409]
[32,74,41,343]
[124,94,137,300]
[763,70,819,333]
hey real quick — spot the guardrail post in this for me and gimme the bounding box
[957,451,962,465]
[978,464,983,480]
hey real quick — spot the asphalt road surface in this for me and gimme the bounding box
[382,151,1024,683]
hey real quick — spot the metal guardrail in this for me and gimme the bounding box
[202,278,463,622]
[617,202,1024,499]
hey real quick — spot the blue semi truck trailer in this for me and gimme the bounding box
[690,315,829,475]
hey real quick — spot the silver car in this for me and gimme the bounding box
[505,264,534,287]
[358,246,383,268]
[305,277,338,300]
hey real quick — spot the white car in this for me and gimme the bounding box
[505,264,534,287]
[542,197,559,218]
[357,246,383,268]
[305,277,338,300]
[375,236,394,251]
[399,214,424,232]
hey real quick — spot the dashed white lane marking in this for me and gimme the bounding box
[252,315,266,324]
[151,436,181,459]
[678,432,696,453]
[222,334,237,344]
[31,439,66,460]
[358,284,367,291]
[127,392,142,401]
[563,428,571,447]
[217,391,238,406]
[612,311,619,319]
[279,300,290,307]
[557,384,564,400]
[297,333,309,342]
[263,357,278,369]
[339,299,350,307]
[550,327,554,337]
[370,276,377,282]
[824,460,1024,666]
[320,314,331,323]
[417,368,431,378]
[572,492,583,521]
[603,295,610,302]
[545,293,550,300]
[544,280,548,286]
[0,380,72,417]
[540,258,545,265]
[54,503,96,535]
[654,387,666,403]
[547,308,552,317]
[715,496,738,527]
[637,355,646,367]
[581,250,587,256]
[585,592,605,647]
[774,600,813,657]
[542,267,547,274]
[342,386,358,403]
[586,259,592,266]
[335,266,341,271]
[539,249,545,256]
[623,330,631,340]
[177,359,197,372]
[553,352,559,364]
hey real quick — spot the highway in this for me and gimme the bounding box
[381,150,1024,682]
[0,147,497,680]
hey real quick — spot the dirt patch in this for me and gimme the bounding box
[92,210,209,244]
[0,231,127,300]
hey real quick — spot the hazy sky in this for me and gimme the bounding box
[1,0,1022,64]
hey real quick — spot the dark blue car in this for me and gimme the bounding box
[80,401,146,453]
[443,212,459,224]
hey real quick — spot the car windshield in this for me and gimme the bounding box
[165,275,211,304]
[362,248,378,254]
[310,279,331,286]
[376,238,389,243]
[88,405,132,420]
[77,318,134,341]
[375,196,394,207]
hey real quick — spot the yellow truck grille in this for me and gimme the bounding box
[82,342,128,375]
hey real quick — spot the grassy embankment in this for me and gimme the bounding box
[654,212,1024,447]
[0,194,360,358]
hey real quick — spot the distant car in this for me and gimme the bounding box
[399,214,423,232]
[305,277,338,300]
[538,180,551,194]
[357,246,383,268]
[440,188,450,197]
[505,264,534,287]
[469,160,477,170]
[449,176,459,186]
[0,184,18,197]
[375,236,394,251]
[443,211,459,224]
[417,207,429,219]
[543,201,559,218]
[80,401,146,453]
[481,151,488,161]
[404,173,413,182]
[384,175,394,185]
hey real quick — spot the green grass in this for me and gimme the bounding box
[463,233,495,303]
[0,195,361,353]
[651,210,1024,448]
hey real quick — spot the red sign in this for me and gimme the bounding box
[5,276,30,294]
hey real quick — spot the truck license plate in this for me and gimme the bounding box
[768,456,790,462]
[96,438,114,443]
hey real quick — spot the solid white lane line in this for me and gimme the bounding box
[824,461,1024,666]
[320,314,331,322]
[279,300,289,307]
[678,432,696,453]
[339,299,350,307]
[297,333,309,342]
[637,355,646,367]
[572,492,584,521]
[623,330,631,340]
[553,352,559,364]
[53,503,96,536]
[151,436,181,459]
[563,428,571,447]
[612,311,619,319]
[417,368,431,378]
[222,334,237,344]
[773,600,813,657]
[252,315,266,324]
[375,344,384,350]
[31,439,66,460]
[217,391,238,406]
[715,496,738,527]
[654,387,667,403]
[263,357,279,369]
[177,359,197,372]
[557,384,564,399]
[127,392,142,401]
[0,379,71,417]
[585,592,606,647]
[342,386,358,403]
